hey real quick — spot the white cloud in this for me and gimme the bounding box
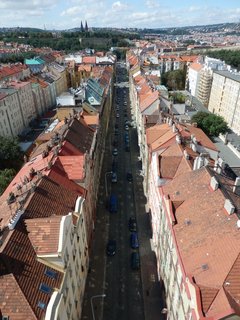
[145,0,160,9]
[61,6,82,16]
[111,1,127,11]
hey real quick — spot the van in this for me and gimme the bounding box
[109,194,117,213]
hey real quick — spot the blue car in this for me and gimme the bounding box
[109,194,117,213]
[130,232,139,249]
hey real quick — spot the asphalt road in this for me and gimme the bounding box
[81,63,145,320]
[103,64,144,320]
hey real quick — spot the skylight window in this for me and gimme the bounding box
[37,301,46,310]
[39,283,52,294]
[45,268,57,279]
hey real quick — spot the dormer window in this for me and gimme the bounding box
[45,268,57,279]
[39,283,52,294]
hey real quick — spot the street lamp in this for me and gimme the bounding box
[90,294,106,320]
[105,171,112,197]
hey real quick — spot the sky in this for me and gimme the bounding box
[0,0,240,30]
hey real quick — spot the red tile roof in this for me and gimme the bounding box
[23,175,79,219]
[82,56,96,64]
[0,220,63,319]
[140,90,159,112]
[55,155,85,181]
[162,167,240,316]
[26,216,62,255]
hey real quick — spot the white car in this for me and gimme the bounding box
[112,148,118,156]
[111,172,117,183]
[116,113,120,118]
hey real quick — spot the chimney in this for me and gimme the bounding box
[224,199,235,215]
[233,177,240,193]
[210,176,219,191]
[183,149,189,160]
[176,134,181,144]
[193,156,204,170]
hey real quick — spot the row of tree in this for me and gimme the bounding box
[206,49,240,70]
[0,30,137,53]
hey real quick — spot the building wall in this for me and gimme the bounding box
[148,156,199,319]
[0,91,25,137]
[44,197,89,320]
[188,67,200,96]
[197,68,213,107]
[16,82,36,126]
[208,72,240,135]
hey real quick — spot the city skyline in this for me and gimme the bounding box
[0,0,240,30]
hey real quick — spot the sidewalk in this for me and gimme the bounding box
[130,128,166,320]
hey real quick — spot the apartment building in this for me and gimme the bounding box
[0,166,88,320]
[0,89,25,137]
[187,62,202,96]
[208,70,240,135]
[128,52,159,195]
[146,120,240,318]
[196,66,213,107]
[187,56,228,107]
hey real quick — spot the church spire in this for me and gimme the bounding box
[80,21,84,32]
[85,20,88,32]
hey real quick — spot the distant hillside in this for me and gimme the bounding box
[0,27,44,33]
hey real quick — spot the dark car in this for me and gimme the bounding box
[106,240,116,256]
[127,172,133,182]
[128,217,137,232]
[130,232,139,249]
[131,252,140,270]
[109,194,117,213]
[112,160,117,172]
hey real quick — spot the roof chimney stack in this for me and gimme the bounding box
[233,177,240,193]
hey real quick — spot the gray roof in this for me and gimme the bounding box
[214,70,240,83]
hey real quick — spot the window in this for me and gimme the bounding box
[39,283,52,294]
[45,268,57,279]
[37,301,46,310]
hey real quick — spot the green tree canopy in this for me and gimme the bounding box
[191,112,228,137]
[161,69,186,90]
[0,168,16,195]
[0,136,23,169]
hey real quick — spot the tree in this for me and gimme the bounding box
[0,136,23,169]
[191,112,228,137]
[0,168,16,195]
[161,69,186,90]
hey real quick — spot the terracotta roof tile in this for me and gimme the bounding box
[140,90,159,112]
[0,220,63,319]
[23,175,79,219]
[199,285,219,315]
[55,155,85,181]
[25,216,62,255]
[0,274,38,319]
[82,56,96,64]
[162,167,240,315]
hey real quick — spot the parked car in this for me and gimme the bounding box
[130,232,139,249]
[127,172,133,182]
[131,252,140,270]
[109,194,117,213]
[113,139,118,147]
[116,113,120,118]
[112,160,117,172]
[128,217,137,232]
[112,148,118,156]
[125,125,129,131]
[125,145,130,152]
[111,172,117,183]
[106,240,116,256]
